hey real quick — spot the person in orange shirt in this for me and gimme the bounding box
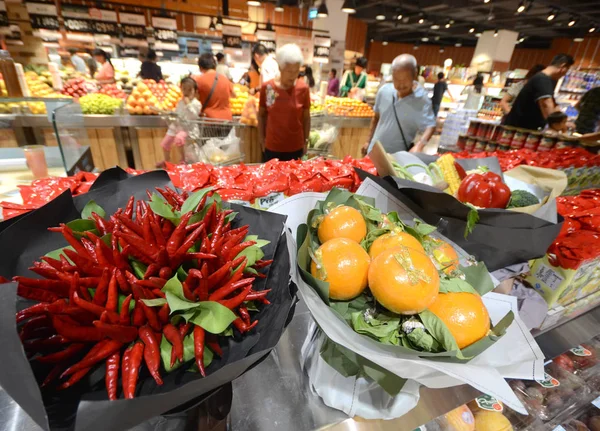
[258,44,311,162]
[93,49,115,85]
[193,53,233,121]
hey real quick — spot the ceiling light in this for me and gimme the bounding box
[382,41,388,46]
[414,42,420,50]
[431,24,440,30]
[475,32,482,37]
[275,0,284,11]
[370,38,374,42]
[418,17,425,24]
[469,27,475,33]
[317,1,329,18]
[209,18,216,31]
[434,36,440,40]
[455,42,462,47]
[568,17,577,27]
[590,25,597,33]
[247,0,261,6]
[547,10,556,21]
[519,37,525,42]
[439,47,445,53]
[341,0,356,14]
[422,37,429,42]
[494,28,498,36]
[397,13,403,20]
[445,22,451,28]
[376,14,386,21]
[483,0,490,3]
[574,37,584,42]
[516,1,525,13]
[216,15,224,30]
[450,20,455,24]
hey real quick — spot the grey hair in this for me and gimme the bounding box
[276,43,304,68]
[391,54,418,75]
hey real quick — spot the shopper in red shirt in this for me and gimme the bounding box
[258,44,311,162]
[193,53,233,121]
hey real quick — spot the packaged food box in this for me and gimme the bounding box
[467,395,545,430]
[553,344,600,385]
[526,254,600,308]
[549,394,600,431]
[509,361,591,422]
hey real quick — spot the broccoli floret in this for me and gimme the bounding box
[508,190,540,208]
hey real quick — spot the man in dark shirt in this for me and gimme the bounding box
[431,72,453,116]
[575,87,600,134]
[504,54,574,130]
[140,49,163,82]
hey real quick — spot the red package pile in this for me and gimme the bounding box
[1,157,377,220]
[1,172,99,219]
[549,189,600,269]
[453,148,600,172]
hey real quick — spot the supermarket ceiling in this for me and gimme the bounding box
[349,0,600,48]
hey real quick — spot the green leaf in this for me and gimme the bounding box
[118,294,135,313]
[81,200,106,219]
[244,267,259,276]
[235,245,265,268]
[319,336,361,377]
[413,220,437,237]
[438,278,479,294]
[142,298,167,307]
[180,187,213,215]
[244,235,270,248]
[45,246,75,263]
[329,294,370,323]
[225,212,238,224]
[465,203,480,239]
[351,311,401,340]
[149,193,179,223]
[166,292,199,312]
[176,266,188,282]
[188,302,237,334]
[162,275,185,299]
[419,309,464,358]
[407,327,442,352]
[245,301,259,312]
[221,327,234,337]
[130,260,146,280]
[66,219,97,235]
[461,262,495,296]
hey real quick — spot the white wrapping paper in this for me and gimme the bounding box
[269,180,545,417]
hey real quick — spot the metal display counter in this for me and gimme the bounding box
[0,114,372,170]
[1,297,599,431]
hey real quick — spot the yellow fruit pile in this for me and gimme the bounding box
[325,96,374,117]
[310,205,490,350]
[126,80,182,115]
[230,84,252,116]
[24,71,64,98]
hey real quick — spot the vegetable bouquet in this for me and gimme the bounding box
[0,168,294,431]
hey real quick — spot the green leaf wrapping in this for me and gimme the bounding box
[465,203,480,239]
[188,303,237,334]
[351,311,401,339]
[419,309,464,359]
[130,260,147,280]
[407,328,442,352]
[66,219,97,236]
[438,278,479,294]
[81,200,106,220]
[180,187,212,215]
[141,298,167,307]
[461,262,495,296]
[149,193,179,223]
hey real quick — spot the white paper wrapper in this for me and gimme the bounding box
[269,181,546,416]
[300,322,422,420]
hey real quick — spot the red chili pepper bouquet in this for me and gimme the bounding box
[8,185,282,402]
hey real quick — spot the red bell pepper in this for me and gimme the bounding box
[457,172,511,209]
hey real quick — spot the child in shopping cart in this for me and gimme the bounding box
[159,77,202,165]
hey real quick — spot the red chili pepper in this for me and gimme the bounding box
[158,267,173,280]
[120,294,133,325]
[36,343,86,364]
[23,335,70,351]
[253,259,273,269]
[93,238,112,268]
[218,284,253,309]
[58,367,91,390]
[206,334,222,357]
[80,238,97,262]
[103,270,117,312]
[184,252,218,261]
[50,224,92,260]
[175,223,206,256]
[163,324,184,367]
[150,218,166,247]
[209,277,254,301]
[112,234,130,270]
[29,263,61,280]
[156,187,179,208]
[245,289,271,300]
[17,284,61,303]
[73,291,115,319]
[200,236,210,253]
[133,285,161,331]
[19,315,51,341]
[232,317,258,333]
[93,321,139,343]
[238,305,250,325]
[91,212,113,236]
[457,172,511,209]
[136,201,144,224]
[62,249,102,276]
[41,363,64,388]
[124,196,135,219]
[126,341,144,398]
[166,212,193,257]
[41,256,64,271]
[115,269,131,294]
[143,264,160,279]
[158,303,170,325]
[132,301,147,327]
[139,326,163,385]
[117,231,158,259]
[179,322,192,338]
[17,299,68,323]
[227,241,256,261]
[142,214,154,244]
[193,325,206,377]
[14,276,69,296]
[93,268,110,306]
[52,315,103,342]
[181,280,196,301]
[62,339,123,377]
[206,262,232,290]
[121,345,131,398]
[162,220,174,240]
[105,351,120,400]
[152,288,166,298]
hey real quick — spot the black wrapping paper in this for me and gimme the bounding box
[0,168,295,431]
[357,170,563,271]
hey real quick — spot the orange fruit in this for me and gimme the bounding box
[311,238,370,300]
[430,238,460,274]
[427,292,490,349]
[368,246,439,314]
[369,231,425,259]
[317,205,367,244]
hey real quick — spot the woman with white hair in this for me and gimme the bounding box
[258,43,311,161]
[362,53,436,155]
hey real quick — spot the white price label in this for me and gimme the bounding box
[534,264,565,291]
[592,395,600,409]
[552,426,566,431]
[257,192,285,209]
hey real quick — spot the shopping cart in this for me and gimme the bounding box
[160,112,247,166]
[307,112,342,157]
